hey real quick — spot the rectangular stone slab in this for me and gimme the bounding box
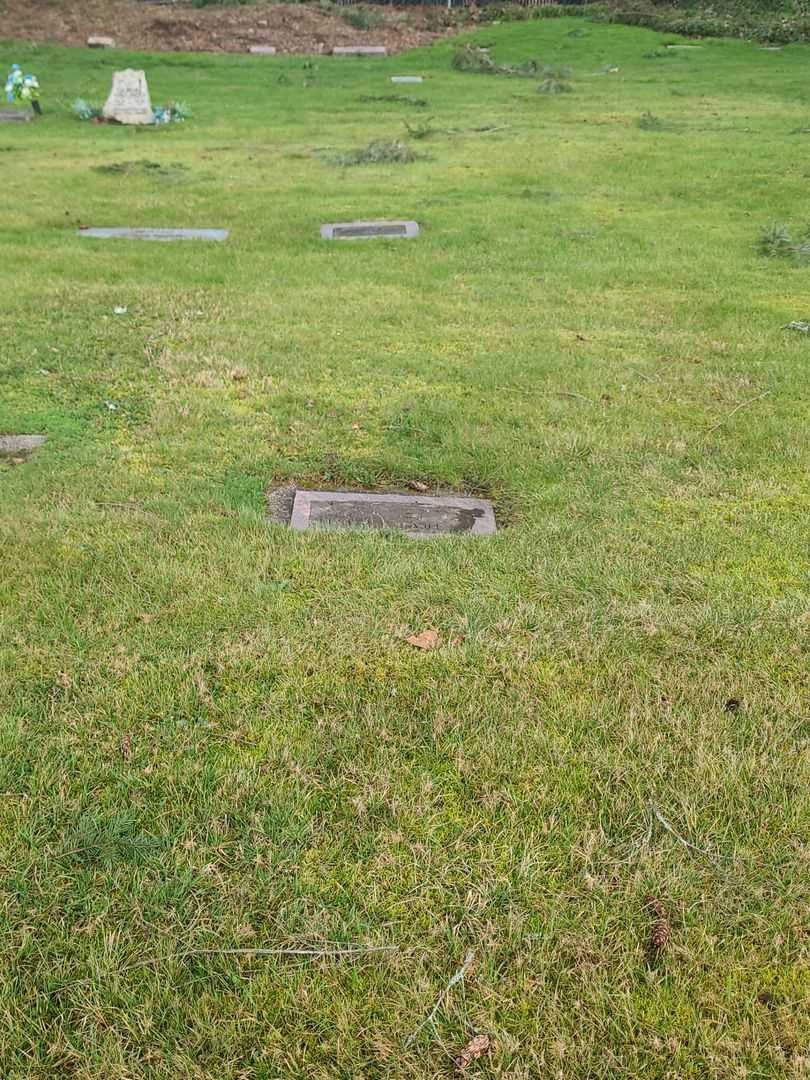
[290,490,497,537]
[333,46,387,56]
[391,76,423,84]
[88,36,116,47]
[0,435,46,456]
[0,109,33,123]
[78,227,229,242]
[249,46,277,55]
[321,220,419,240]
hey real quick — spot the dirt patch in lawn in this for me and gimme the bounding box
[0,0,461,55]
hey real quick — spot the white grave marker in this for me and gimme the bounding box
[333,46,387,56]
[102,69,153,125]
[78,227,229,242]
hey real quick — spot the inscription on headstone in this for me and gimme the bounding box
[321,220,419,240]
[289,490,497,537]
[102,69,153,125]
[78,227,229,242]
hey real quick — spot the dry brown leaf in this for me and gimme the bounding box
[455,1033,492,1071]
[405,629,440,651]
[120,734,132,761]
[408,480,429,492]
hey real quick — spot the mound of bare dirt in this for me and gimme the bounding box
[0,0,460,55]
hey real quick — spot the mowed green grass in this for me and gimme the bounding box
[1,15,809,1077]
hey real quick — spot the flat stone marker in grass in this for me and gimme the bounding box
[333,46,387,56]
[88,36,116,48]
[290,490,497,537]
[249,46,277,55]
[0,108,33,123]
[391,76,423,84]
[321,220,419,240]
[0,434,46,457]
[78,227,229,242]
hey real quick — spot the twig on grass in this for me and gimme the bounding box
[47,942,400,994]
[648,803,724,863]
[557,391,596,404]
[405,948,476,1047]
[179,944,398,960]
[703,390,770,437]
[93,500,161,517]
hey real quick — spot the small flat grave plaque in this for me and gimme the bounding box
[391,76,423,84]
[333,45,387,56]
[0,108,33,123]
[78,227,229,242]
[290,490,496,537]
[249,45,277,55]
[0,434,46,457]
[88,35,116,48]
[321,220,419,240]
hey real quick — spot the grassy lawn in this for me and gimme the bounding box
[1,16,809,1077]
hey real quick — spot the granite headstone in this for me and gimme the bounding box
[289,490,496,537]
[102,69,153,125]
[320,220,419,240]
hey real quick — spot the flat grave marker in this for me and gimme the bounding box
[289,490,497,537]
[249,46,277,55]
[321,219,419,240]
[333,46,387,56]
[0,108,33,123]
[78,227,229,242]
[0,434,46,457]
[88,36,116,48]
[391,76,423,84]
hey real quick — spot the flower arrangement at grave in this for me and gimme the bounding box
[5,64,41,115]
[71,98,190,124]
[153,102,191,124]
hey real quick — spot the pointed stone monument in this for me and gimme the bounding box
[102,69,153,125]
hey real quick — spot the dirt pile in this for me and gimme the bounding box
[1,0,459,55]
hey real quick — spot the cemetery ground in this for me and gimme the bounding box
[1,17,809,1078]
[0,0,453,57]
